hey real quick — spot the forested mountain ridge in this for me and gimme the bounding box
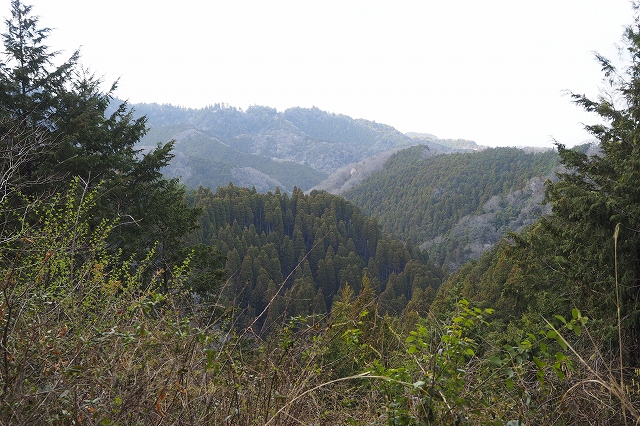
[310,134,482,195]
[342,145,560,269]
[132,97,561,271]
[140,125,327,192]
[128,102,480,192]
[188,184,444,326]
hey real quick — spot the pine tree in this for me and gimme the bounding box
[0,1,147,191]
[538,6,640,364]
[0,0,78,193]
[0,1,199,274]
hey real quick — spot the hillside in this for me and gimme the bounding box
[310,136,481,195]
[131,98,560,270]
[142,125,326,192]
[188,184,444,324]
[130,102,480,193]
[342,145,560,269]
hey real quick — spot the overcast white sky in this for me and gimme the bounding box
[0,1,634,147]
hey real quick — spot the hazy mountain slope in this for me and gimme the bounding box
[141,124,326,191]
[130,102,433,192]
[424,174,552,270]
[342,145,559,269]
[311,138,483,194]
[309,149,402,195]
[405,133,483,151]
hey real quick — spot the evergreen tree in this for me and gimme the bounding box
[0,1,199,273]
[0,1,146,191]
[0,0,78,193]
[543,16,640,363]
[188,183,443,326]
[445,6,640,366]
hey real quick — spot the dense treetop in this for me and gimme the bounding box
[188,184,444,328]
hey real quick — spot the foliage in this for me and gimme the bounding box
[189,184,444,329]
[0,0,198,270]
[0,183,200,423]
[0,183,384,424]
[364,300,617,425]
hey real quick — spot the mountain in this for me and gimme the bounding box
[341,145,560,269]
[128,100,560,269]
[126,100,564,270]
[142,125,326,192]
[310,136,483,195]
[128,102,442,192]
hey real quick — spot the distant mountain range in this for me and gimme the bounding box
[128,101,562,269]
[129,102,481,193]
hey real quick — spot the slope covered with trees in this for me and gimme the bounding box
[310,135,481,195]
[144,124,327,192]
[188,184,444,327]
[343,146,559,268]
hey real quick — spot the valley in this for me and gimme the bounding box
[2,1,639,423]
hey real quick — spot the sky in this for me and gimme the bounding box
[0,0,635,147]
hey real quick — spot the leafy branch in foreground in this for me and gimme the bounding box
[363,300,615,425]
[0,182,226,424]
[0,182,389,424]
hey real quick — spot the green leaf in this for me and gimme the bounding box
[555,335,567,351]
[533,356,546,369]
[506,377,514,390]
[488,355,504,366]
[555,315,567,325]
[554,363,565,380]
